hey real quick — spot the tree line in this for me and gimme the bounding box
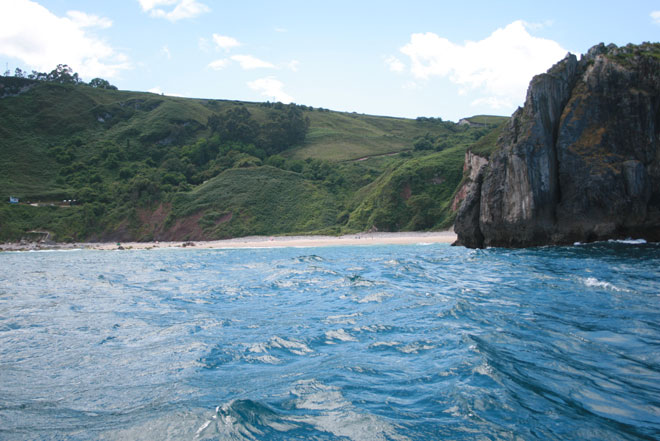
[2,64,117,90]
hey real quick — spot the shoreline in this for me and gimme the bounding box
[0,231,457,252]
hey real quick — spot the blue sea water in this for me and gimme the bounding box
[0,242,659,440]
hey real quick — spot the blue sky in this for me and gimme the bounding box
[1,0,659,121]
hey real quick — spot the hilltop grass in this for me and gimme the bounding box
[287,112,483,162]
[465,115,509,126]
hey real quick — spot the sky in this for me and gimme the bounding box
[1,1,659,121]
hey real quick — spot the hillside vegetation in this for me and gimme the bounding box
[0,72,507,242]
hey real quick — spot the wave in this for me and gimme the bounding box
[194,381,410,441]
[195,399,299,440]
[580,277,628,292]
[325,328,357,342]
[287,380,409,441]
[246,336,313,358]
[609,238,647,245]
[574,238,649,246]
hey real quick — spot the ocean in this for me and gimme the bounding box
[0,242,658,440]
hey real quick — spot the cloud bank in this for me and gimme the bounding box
[138,0,209,21]
[398,20,568,110]
[248,77,293,103]
[0,0,130,79]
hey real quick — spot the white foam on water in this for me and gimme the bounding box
[325,329,357,342]
[370,341,400,348]
[289,379,410,441]
[247,354,281,364]
[574,238,648,246]
[269,336,313,355]
[247,342,268,353]
[609,238,647,245]
[581,277,627,292]
[357,292,391,303]
[324,312,360,324]
[195,419,211,437]
[398,341,435,354]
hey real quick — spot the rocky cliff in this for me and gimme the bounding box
[454,42,660,248]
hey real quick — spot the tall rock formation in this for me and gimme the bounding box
[454,43,660,248]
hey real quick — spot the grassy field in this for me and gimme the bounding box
[464,115,509,126]
[289,112,483,162]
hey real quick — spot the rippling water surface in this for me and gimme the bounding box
[1,242,659,440]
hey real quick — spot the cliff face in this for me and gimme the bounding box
[455,43,660,248]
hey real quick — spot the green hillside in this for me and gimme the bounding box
[0,74,506,242]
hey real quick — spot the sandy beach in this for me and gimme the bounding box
[0,231,456,251]
[0,231,457,252]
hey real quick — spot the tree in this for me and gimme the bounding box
[259,104,310,155]
[413,132,436,151]
[89,77,117,90]
[14,68,24,78]
[28,70,48,81]
[47,64,80,84]
[208,106,258,145]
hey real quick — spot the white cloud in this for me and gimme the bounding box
[161,45,171,59]
[651,11,660,25]
[66,10,112,29]
[385,55,405,73]
[147,86,182,97]
[212,34,240,51]
[231,54,275,69]
[287,60,300,72]
[274,27,287,33]
[138,0,209,21]
[399,20,568,110]
[208,58,230,70]
[0,0,130,79]
[248,77,293,103]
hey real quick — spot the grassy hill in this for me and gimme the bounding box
[0,75,507,242]
[288,113,483,162]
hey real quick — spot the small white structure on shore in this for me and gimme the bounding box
[9,196,18,204]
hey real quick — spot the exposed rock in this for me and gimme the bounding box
[455,42,660,248]
[451,150,488,212]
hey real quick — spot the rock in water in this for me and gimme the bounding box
[455,43,660,248]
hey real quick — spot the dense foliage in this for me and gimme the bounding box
[0,69,506,242]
